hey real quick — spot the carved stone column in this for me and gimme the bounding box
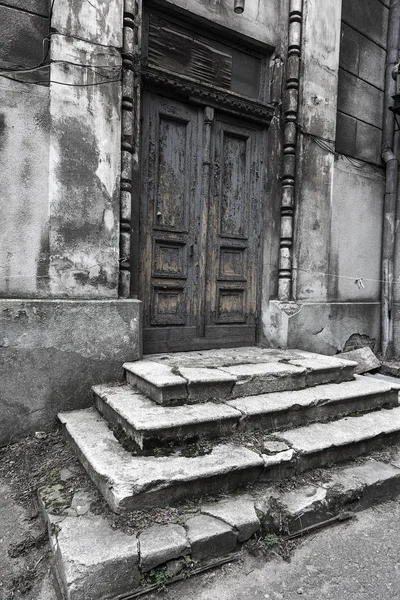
[119,0,142,298]
[278,0,303,301]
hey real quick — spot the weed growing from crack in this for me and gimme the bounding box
[141,556,198,591]
[244,532,297,561]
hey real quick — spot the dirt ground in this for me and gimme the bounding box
[0,430,75,600]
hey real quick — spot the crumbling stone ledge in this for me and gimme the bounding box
[38,449,400,600]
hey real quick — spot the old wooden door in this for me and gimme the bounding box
[140,92,265,353]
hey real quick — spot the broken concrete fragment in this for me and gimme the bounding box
[186,515,237,561]
[60,467,75,482]
[138,524,190,573]
[262,440,291,455]
[381,361,400,378]
[178,367,236,402]
[201,495,260,542]
[338,347,380,374]
[277,485,328,534]
[165,559,185,577]
[123,361,187,404]
[260,449,296,483]
[70,491,91,516]
[269,459,400,536]
[51,515,139,600]
[219,362,306,397]
[327,460,400,508]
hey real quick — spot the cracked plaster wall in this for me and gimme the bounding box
[263,0,384,354]
[0,1,141,445]
[0,0,123,299]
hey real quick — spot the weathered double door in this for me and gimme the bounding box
[140,92,265,353]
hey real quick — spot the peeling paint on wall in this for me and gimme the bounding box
[48,34,122,298]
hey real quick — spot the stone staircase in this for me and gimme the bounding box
[41,347,400,600]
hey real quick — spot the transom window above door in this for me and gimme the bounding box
[141,9,273,123]
[145,11,264,100]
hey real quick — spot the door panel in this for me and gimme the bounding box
[204,116,264,345]
[140,93,201,343]
[140,94,265,353]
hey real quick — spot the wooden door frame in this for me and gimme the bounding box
[131,9,275,351]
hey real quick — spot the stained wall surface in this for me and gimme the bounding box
[0,0,123,299]
[331,0,386,314]
[0,0,140,446]
[0,1,50,296]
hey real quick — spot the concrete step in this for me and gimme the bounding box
[278,405,400,472]
[58,408,268,512]
[93,383,243,450]
[123,348,356,405]
[40,441,400,600]
[93,376,397,451]
[228,375,398,432]
[59,403,400,513]
[264,456,400,536]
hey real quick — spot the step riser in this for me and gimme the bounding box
[62,411,400,512]
[305,365,355,387]
[64,417,264,512]
[119,467,263,512]
[242,390,399,434]
[230,371,306,399]
[125,367,357,406]
[263,461,400,537]
[124,349,358,405]
[94,393,241,450]
[95,388,397,452]
[95,394,145,449]
[296,430,400,473]
[61,423,120,512]
[60,410,267,513]
[125,369,310,404]
[125,371,187,405]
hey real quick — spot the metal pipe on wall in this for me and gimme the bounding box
[277,0,303,301]
[381,0,400,358]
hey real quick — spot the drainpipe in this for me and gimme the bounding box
[381,0,400,359]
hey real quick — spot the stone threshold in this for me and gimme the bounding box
[124,348,357,405]
[38,449,400,600]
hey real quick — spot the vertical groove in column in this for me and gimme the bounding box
[119,0,142,298]
[278,0,303,301]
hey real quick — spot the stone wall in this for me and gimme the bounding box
[263,0,384,355]
[336,0,388,165]
[0,0,142,445]
[0,0,50,79]
[0,0,50,296]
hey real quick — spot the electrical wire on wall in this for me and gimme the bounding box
[0,0,123,88]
